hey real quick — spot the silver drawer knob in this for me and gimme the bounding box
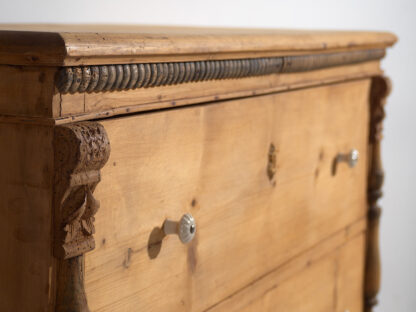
[163,213,196,244]
[337,149,359,168]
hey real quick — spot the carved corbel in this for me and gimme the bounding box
[53,122,110,312]
[364,76,391,312]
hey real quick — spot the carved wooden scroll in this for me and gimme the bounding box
[53,122,110,312]
[365,76,391,312]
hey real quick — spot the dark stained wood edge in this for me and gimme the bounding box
[57,49,385,94]
[365,75,391,312]
[55,256,89,312]
[0,30,67,64]
[53,122,111,311]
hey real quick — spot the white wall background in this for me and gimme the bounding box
[0,0,414,311]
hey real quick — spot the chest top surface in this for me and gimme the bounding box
[0,24,397,66]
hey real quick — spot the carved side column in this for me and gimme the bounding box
[365,76,391,312]
[53,122,110,312]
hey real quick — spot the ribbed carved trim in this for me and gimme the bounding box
[57,49,385,93]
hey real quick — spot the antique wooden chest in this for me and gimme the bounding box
[0,25,396,311]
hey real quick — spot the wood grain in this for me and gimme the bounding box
[0,123,55,311]
[55,256,89,312]
[336,232,366,312]
[228,232,366,312]
[206,219,366,312]
[84,80,370,311]
[0,25,397,66]
[0,65,58,117]
[0,25,396,312]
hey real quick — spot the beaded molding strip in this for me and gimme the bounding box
[57,49,385,94]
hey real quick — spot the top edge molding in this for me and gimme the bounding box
[0,25,397,66]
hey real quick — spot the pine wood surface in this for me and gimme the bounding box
[0,65,58,118]
[0,25,396,66]
[0,25,395,312]
[208,220,366,312]
[83,80,370,311]
[232,233,366,312]
[0,123,55,311]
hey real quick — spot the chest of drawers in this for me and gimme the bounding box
[0,25,395,312]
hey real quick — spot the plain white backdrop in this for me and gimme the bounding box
[0,0,414,311]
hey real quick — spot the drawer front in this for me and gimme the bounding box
[222,233,366,312]
[85,79,370,311]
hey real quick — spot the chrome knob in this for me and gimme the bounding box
[337,149,359,168]
[163,213,196,244]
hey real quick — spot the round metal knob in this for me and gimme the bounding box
[163,213,196,244]
[337,149,359,168]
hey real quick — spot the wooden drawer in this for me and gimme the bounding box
[218,231,366,312]
[84,79,370,311]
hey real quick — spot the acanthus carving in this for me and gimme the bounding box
[53,122,110,259]
[54,122,110,312]
[365,76,391,312]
